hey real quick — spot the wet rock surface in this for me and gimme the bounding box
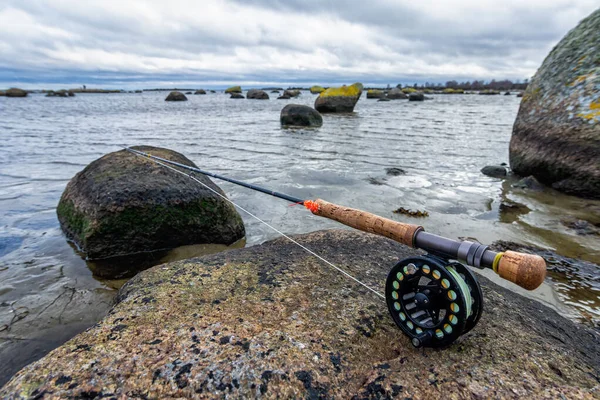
[3,88,27,98]
[246,89,269,100]
[56,146,245,266]
[165,91,187,101]
[386,88,407,100]
[2,230,598,398]
[230,93,244,99]
[509,8,600,199]
[280,104,323,127]
[408,92,425,101]
[481,165,509,178]
[314,83,363,113]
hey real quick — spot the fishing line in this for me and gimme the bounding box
[126,148,385,300]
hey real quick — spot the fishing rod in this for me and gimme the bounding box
[125,147,546,348]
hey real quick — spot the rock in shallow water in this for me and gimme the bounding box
[165,91,187,101]
[481,165,508,178]
[314,83,363,113]
[2,230,598,398]
[246,89,269,100]
[280,104,322,127]
[56,146,245,265]
[509,8,600,199]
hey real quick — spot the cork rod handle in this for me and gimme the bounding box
[497,251,547,290]
[309,199,423,247]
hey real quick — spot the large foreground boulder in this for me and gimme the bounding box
[165,91,187,101]
[4,88,27,97]
[280,104,323,127]
[56,146,245,263]
[246,89,269,100]
[2,230,598,398]
[509,9,600,199]
[314,82,363,113]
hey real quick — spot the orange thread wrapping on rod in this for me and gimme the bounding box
[304,200,320,214]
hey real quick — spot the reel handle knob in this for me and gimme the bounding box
[497,251,546,290]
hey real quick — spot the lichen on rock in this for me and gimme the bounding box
[509,8,600,199]
[2,230,598,398]
[314,83,363,113]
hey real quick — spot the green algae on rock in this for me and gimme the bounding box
[2,230,598,399]
[366,89,385,99]
[309,85,325,94]
[224,86,242,94]
[509,8,600,199]
[56,146,245,266]
[314,83,363,113]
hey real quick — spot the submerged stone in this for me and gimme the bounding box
[56,146,245,266]
[2,230,598,398]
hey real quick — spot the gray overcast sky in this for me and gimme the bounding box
[0,0,597,88]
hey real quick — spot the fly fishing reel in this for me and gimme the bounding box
[385,255,483,348]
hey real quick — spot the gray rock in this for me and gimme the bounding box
[512,175,545,191]
[56,146,245,273]
[386,88,407,99]
[280,104,323,127]
[385,167,406,176]
[230,93,244,99]
[378,97,391,102]
[165,91,187,101]
[194,89,206,95]
[283,89,301,98]
[4,88,27,97]
[246,89,269,100]
[277,94,291,100]
[481,165,508,178]
[509,9,600,199]
[408,92,425,101]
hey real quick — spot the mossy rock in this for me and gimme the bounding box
[443,88,464,94]
[4,88,27,97]
[314,83,363,113]
[366,89,384,99]
[509,8,600,199]
[2,230,598,398]
[310,85,325,94]
[56,146,245,267]
[225,86,242,94]
[401,87,417,94]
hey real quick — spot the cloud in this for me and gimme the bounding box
[0,0,597,88]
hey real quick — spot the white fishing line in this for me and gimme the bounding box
[126,148,385,300]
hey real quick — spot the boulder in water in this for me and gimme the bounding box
[246,89,269,100]
[408,92,425,101]
[230,93,244,99]
[509,9,600,199]
[314,83,363,113]
[2,230,598,398]
[378,97,391,102]
[386,88,407,99]
[277,94,291,100]
[481,165,509,178]
[56,146,245,269]
[283,89,301,98]
[310,85,325,94]
[165,91,187,101]
[366,89,385,99]
[225,85,242,94]
[194,89,206,94]
[4,88,27,97]
[280,104,323,127]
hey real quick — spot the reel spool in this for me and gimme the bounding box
[385,255,483,348]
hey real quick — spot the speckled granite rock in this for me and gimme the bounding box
[509,9,600,199]
[2,230,599,398]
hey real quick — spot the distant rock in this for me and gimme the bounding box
[246,89,269,100]
[512,175,545,191]
[225,86,242,94]
[230,93,244,99]
[366,89,385,99]
[4,88,27,97]
[134,90,142,93]
[481,165,509,178]
[479,90,500,95]
[185,91,193,94]
[516,92,524,98]
[280,104,323,127]
[378,97,391,102]
[386,88,407,100]
[283,89,301,98]
[46,90,70,98]
[310,85,325,94]
[4,230,599,399]
[509,8,600,199]
[210,90,216,93]
[408,92,425,101]
[504,91,511,95]
[194,89,206,95]
[385,167,406,176]
[314,83,363,113]
[271,90,280,93]
[55,146,245,273]
[277,94,291,100]
[443,88,464,94]
[165,91,187,101]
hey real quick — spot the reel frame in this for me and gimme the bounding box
[385,255,483,348]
